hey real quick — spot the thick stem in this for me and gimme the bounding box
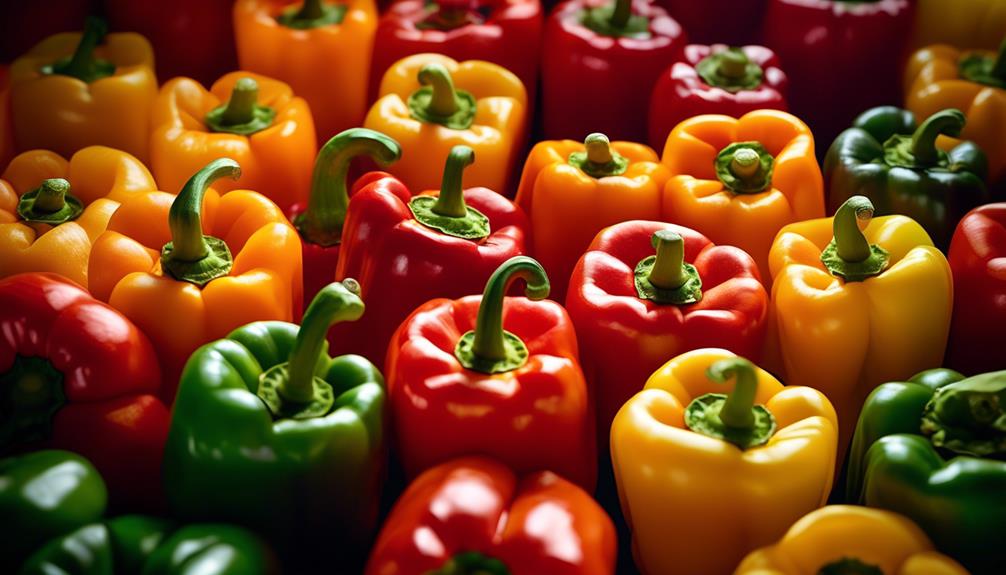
[168,159,241,262]
[585,133,614,164]
[51,17,113,83]
[433,146,474,218]
[33,179,71,213]
[730,148,761,179]
[718,48,749,79]
[647,230,687,289]
[295,0,325,20]
[418,63,460,117]
[832,196,875,263]
[220,78,260,126]
[610,0,632,29]
[707,358,758,429]
[472,257,550,362]
[911,109,966,166]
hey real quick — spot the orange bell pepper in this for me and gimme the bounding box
[150,71,317,212]
[10,17,157,163]
[88,159,303,401]
[0,66,14,168]
[234,0,377,143]
[0,147,157,289]
[660,110,825,280]
[364,53,527,195]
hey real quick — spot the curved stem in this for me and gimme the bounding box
[706,357,758,429]
[730,147,761,179]
[53,17,110,82]
[433,146,474,218]
[718,48,749,79]
[295,0,325,20]
[169,159,242,262]
[911,109,966,166]
[585,133,613,164]
[610,0,632,29]
[220,78,260,126]
[418,63,460,117]
[647,230,687,289]
[33,179,71,213]
[472,257,550,362]
[832,196,876,263]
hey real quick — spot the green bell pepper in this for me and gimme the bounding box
[847,368,1006,575]
[824,106,989,249]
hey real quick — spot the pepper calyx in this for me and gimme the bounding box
[568,133,629,178]
[16,179,84,225]
[276,0,347,29]
[920,371,1006,458]
[715,142,774,194]
[696,48,764,92]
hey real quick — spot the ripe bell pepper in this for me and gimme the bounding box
[88,159,303,401]
[163,281,385,567]
[847,369,1006,575]
[736,505,969,575]
[661,110,824,280]
[0,273,168,511]
[151,72,317,213]
[366,457,617,575]
[769,196,953,457]
[234,0,377,143]
[541,0,686,142]
[566,221,768,439]
[611,349,838,575]
[365,53,527,195]
[331,145,528,365]
[825,106,989,250]
[0,147,158,289]
[648,44,788,150]
[386,257,596,490]
[910,0,1006,51]
[10,17,157,163]
[946,203,1006,374]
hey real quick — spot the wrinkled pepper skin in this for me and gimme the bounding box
[947,204,1006,374]
[0,147,158,289]
[366,457,617,575]
[736,505,969,575]
[910,0,1006,51]
[611,349,838,575]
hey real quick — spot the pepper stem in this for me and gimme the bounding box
[418,63,460,117]
[295,0,325,20]
[910,109,966,166]
[647,230,687,290]
[221,78,260,126]
[49,17,115,83]
[709,358,757,429]
[718,49,749,79]
[832,196,875,263]
[585,133,614,164]
[610,0,632,29]
[34,179,71,213]
[683,357,777,449]
[568,133,629,178]
[730,148,761,179]
[433,146,474,218]
[993,38,1006,80]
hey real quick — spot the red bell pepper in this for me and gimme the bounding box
[0,273,169,511]
[366,457,617,575]
[947,203,1006,375]
[656,0,766,46]
[542,0,686,142]
[330,145,529,366]
[566,220,769,437]
[648,44,788,150]
[385,257,596,490]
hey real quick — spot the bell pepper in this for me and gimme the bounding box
[661,109,824,280]
[365,53,527,195]
[0,450,106,572]
[19,516,277,575]
[769,196,953,458]
[234,0,377,143]
[847,368,1006,575]
[611,349,838,575]
[566,220,768,440]
[163,281,384,568]
[904,41,1006,187]
[946,203,1006,374]
[10,17,157,163]
[330,144,528,365]
[366,457,617,575]
[541,0,686,142]
[648,44,788,150]
[0,273,168,511]
[735,505,970,575]
[0,146,158,289]
[515,133,670,301]
[87,159,303,401]
[371,0,543,105]
[825,107,989,250]
[655,0,765,46]
[150,72,317,213]
[910,0,1006,51]
[0,66,13,169]
[386,257,596,490]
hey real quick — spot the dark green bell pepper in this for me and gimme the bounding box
[824,106,989,249]
[847,368,1006,575]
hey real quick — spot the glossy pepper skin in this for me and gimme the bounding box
[611,349,838,575]
[541,0,686,142]
[910,0,1006,51]
[566,220,768,439]
[662,110,824,280]
[365,53,527,194]
[150,72,317,213]
[0,147,158,289]
[0,450,106,572]
[735,506,969,575]
[654,0,765,46]
[386,257,596,490]
[648,44,788,150]
[947,204,1006,374]
[234,0,377,143]
[10,18,157,163]
[0,274,168,511]
[88,159,303,401]
[366,457,617,575]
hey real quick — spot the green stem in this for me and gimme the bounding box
[730,147,761,179]
[33,179,71,213]
[683,356,776,449]
[993,38,1006,80]
[568,133,629,178]
[585,133,614,164]
[610,0,631,29]
[471,257,549,362]
[295,0,325,20]
[647,230,687,290]
[910,109,966,166]
[418,63,460,117]
[832,196,875,263]
[49,17,114,83]
[433,146,474,218]
[221,78,260,126]
[718,48,749,79]
[168,160,240,262]
[708,358,757,429]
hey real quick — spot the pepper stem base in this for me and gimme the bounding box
[256,363,336,420]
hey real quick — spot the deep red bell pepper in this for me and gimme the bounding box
[648,44,788,150]
[385,257,596,490]
[542,0,686,142]
[366,457,617,575]
[0,273,169,511]
[947,203,1006,375]
[0,1,95,63]
[655,0,766,45]
[330,145,529,366]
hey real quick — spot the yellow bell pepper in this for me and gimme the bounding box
[0,147,157,288]
[736,505,970,575]
[911,0,1006,51]
[611,348,837,575]
[10,17,157,163]
[364,53,526,195]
